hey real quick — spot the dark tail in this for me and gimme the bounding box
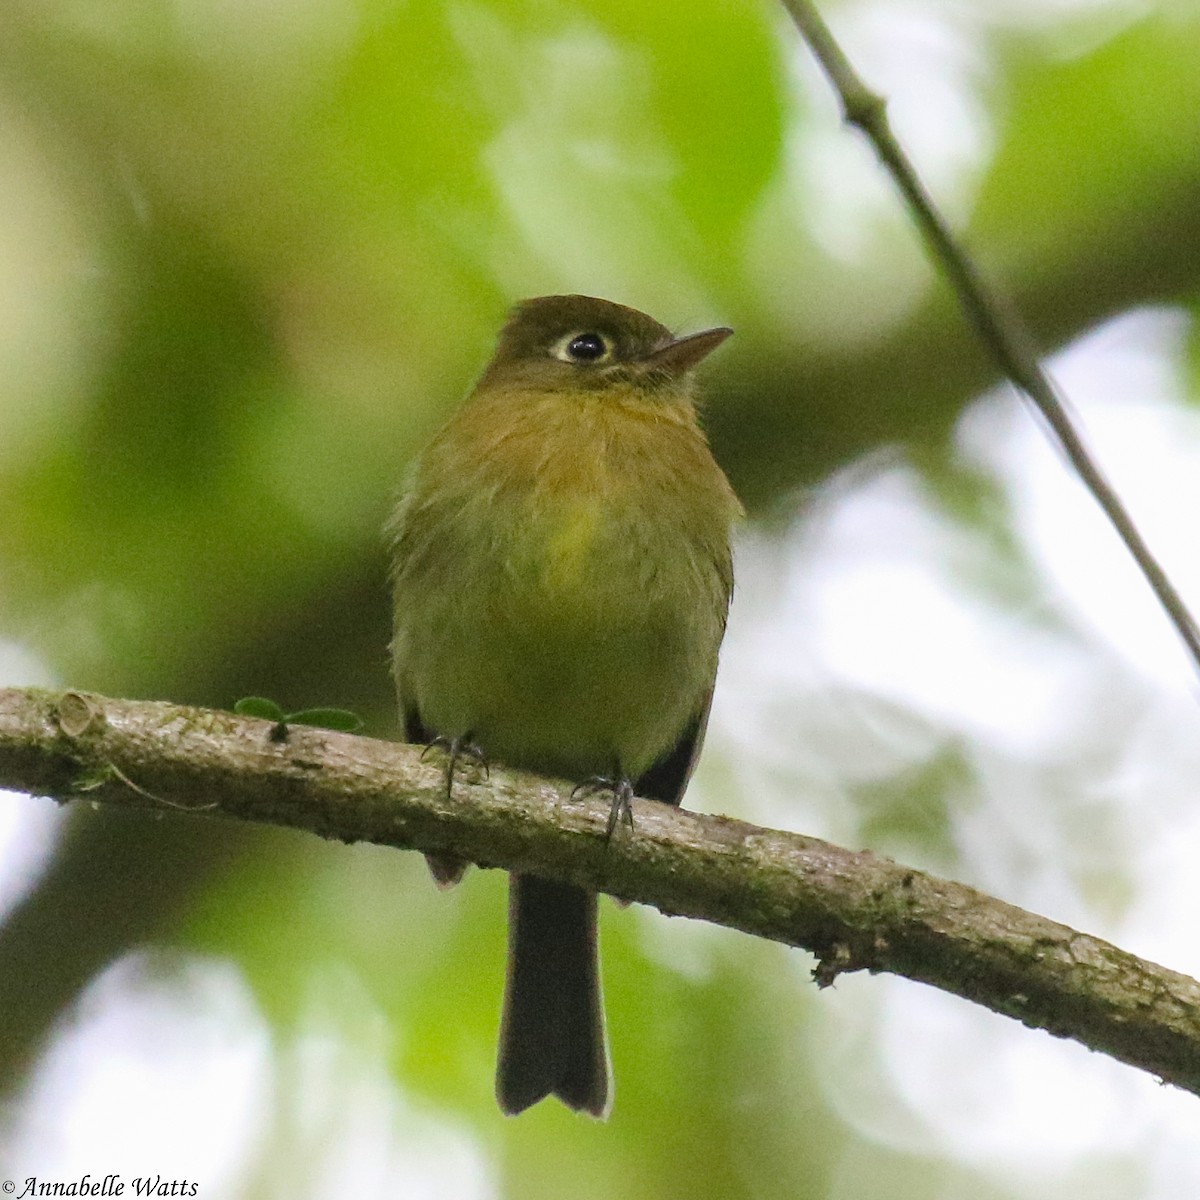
[496,874,610,1118]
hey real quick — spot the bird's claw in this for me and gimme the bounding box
[422,734,488,802]
[573,776,636,841]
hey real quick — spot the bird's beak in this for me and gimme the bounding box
[643,326,733,375]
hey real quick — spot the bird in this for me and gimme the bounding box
[387,293,741,1117]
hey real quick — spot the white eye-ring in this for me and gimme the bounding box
[553,331,613,363]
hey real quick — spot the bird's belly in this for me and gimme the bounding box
[402,533,714,781]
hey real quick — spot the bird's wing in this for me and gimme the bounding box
[633,686,714,808]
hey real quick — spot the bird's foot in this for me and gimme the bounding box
[419,735,487,888]
[573,775,636,841]
[421,734,489,802]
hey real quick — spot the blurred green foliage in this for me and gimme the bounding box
[2,0,1200,1195]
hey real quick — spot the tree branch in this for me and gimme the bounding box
[1,685,1199,1093]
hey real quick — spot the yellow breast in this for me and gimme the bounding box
[540,502,603,593]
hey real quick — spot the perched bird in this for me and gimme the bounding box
[388,294,741,1118]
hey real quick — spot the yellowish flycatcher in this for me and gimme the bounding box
[388,294,740,1117]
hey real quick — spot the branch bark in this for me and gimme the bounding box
[2,685,1199,1094]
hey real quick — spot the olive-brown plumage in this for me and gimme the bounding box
[388,294,740,1117]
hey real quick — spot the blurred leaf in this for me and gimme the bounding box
[234,697,287,723]
[286,707,365,733]
[975,13,1200,290]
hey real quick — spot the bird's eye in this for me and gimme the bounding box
[555,332,611,363]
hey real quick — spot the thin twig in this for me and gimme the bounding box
[778,0,1200,673]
